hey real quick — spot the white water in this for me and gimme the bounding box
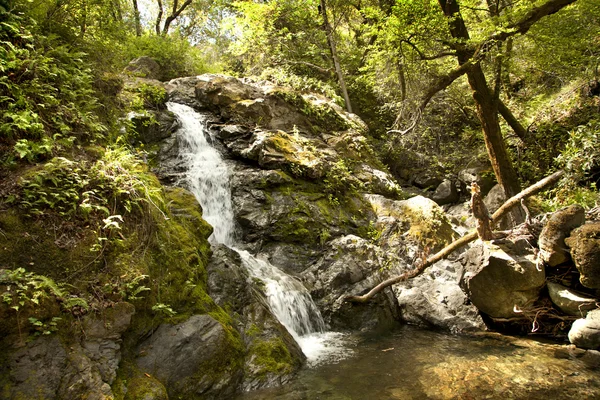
[168,102,347,365]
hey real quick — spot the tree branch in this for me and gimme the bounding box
[487,0,578,44]
[344,170,564,303]
[162,0,192,35]
[498,100,528,141]
[402,39,457,60]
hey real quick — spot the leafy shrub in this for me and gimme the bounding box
[15,146,165,220]
[543,120,600,209]
[123,34,215,81]
[0,12,106,164]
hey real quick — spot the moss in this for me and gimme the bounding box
[246,337,295,377]
[266,177,374,245]
[112,361,168,400]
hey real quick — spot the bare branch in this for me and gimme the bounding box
[345,170,564,303]
[402,39,457,61]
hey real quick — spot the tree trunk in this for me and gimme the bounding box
[439,0,524,224]
[132,0,142,36]
[498,99,528,141]
[155,0,163,35]
[320,0,353,113]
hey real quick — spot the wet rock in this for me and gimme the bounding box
[565,221,600,289]
[432,179,459,205]
[539,204,586,267]
[547,281,597,317]
[136,315,243,399]
[123,56,161,80]
[206,245,305,391]
[569,309,600,350]
[461,239,545,318]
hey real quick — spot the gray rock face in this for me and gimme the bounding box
[81,302,135,385]
[123,56,161,80]
[4,303,135,400]
[569,309,600,349]
[301,194,482,333]
[539,204,586,266]
[547,281,597,317]
[303,235,401,331]
[136,315,242,399]
[432,179,459,205]
[394,258,485,333]
[461,239,545,318]
[565,221,600,289]
[4,337,69,399]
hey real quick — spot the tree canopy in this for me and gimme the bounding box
[1,0,598,207]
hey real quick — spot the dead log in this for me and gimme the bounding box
[345,170,564,303]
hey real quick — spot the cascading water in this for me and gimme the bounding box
[168,102,346,365]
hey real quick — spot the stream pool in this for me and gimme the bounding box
[236,325,600,400]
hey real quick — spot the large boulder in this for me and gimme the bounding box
[135,315,243,399]
[569,309,600,349]
[432,179,459,206]
[565,221,600,289]
[302,235,401,331]
[461,239,546,318]
[457,166,496,196]
[538,204,586,266]
[394,257,485,333]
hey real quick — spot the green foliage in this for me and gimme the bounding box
[15,146,165,220]
[0,11,105,165]
[542,120,600,209]
[258,66,342,103]
[323,159,362,196]
[134,84,168,110]
[124,34,216,81]
[0,267,64,312]
[28,316,61,336]
[152,303,177,317]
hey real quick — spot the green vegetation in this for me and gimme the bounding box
[0,0,598,395]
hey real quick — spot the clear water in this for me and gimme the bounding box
[169,102,346,363]
[235,325,600,399]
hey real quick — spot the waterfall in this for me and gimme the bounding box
[168,102,345,364]
[169,102,236,246]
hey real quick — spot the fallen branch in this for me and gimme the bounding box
[345,170,564,303]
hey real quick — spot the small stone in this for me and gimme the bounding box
[547,281,598,317]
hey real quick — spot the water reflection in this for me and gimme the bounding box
[236,325,600,400]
